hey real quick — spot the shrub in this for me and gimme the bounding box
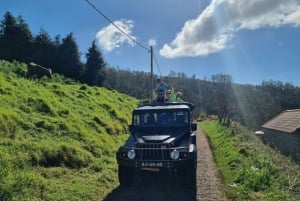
[0,152,10,182]
[0,172,46,201]
[29,144,93,169]
[0,110,19,138]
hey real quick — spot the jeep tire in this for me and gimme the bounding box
[186,161,197,189]
[118,165,135,186]
[177,161,197,189]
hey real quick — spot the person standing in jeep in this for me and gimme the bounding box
[155,78,170,102]
[116,102,197,188]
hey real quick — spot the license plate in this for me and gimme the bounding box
[141,162,163,167]
[142,167,159,172]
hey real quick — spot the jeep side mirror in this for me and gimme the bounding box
[191,123,197,131]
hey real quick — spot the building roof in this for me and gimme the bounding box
[262,109,300,134]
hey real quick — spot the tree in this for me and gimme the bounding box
[0,12,33,62]
[211,74,235,126]
[84,40,106,86]
[31,28,56,66]
[57,33,83,79]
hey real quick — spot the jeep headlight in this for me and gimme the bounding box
[127,149,136,159]
[170,150,179,160]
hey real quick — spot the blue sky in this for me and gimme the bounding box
[1,0,300,86]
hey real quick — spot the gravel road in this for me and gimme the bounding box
[103,127,226,201]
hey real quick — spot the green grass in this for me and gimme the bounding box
[201,120,300,201]
[0,60,138,200]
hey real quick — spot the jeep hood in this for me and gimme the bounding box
[133,130,187,144]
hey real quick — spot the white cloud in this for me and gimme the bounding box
[160,0,300,58]
[96,19,136,52]
[148,38,157,47]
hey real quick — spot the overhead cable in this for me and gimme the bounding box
[153,53,162,76]
[85,0,149,51]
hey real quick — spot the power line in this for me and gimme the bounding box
[85,0,149,51]
[153,53,162,76]
[85,0,162,78]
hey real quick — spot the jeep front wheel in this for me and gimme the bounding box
[186,161,197,189]
[118,165,135,186]
[177,161,197,189]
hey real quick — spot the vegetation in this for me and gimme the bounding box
[103,69,300,131]
[83,40,106,86]
[1,58,300,200]
[201,120,300,201]
[1,9,300,201]
[0,60,138,200]
[2,12,300,131]
[0,12,106,85]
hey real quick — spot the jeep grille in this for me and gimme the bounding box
[135,143,172,160]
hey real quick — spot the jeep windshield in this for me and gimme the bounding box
[132,109,189,131]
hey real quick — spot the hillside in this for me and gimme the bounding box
[0,60,138,200]
[2,60,300,201]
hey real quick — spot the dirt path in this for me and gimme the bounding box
[102,127,226,201]
[196,127,226,201]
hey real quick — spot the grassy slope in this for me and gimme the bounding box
[0,60,138,201]
[201,120,300,201]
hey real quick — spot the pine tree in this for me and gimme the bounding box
[0,12,33,62]
[84,40,106,86]
[58,33,83,79]
[31,28,56,66]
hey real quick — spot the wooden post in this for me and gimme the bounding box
[150,46,153,102]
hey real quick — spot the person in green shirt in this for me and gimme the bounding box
[167,88,184,102]
[175,91,184,102]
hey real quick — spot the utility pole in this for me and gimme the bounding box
[150,46,153,102]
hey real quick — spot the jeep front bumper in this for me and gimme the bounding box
[117,146,196,170]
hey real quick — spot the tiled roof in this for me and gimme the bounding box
[262,109,300,134]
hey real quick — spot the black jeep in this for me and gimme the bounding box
[116,102,197,187]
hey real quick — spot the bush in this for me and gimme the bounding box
[29,144,93,169]
[27,98,54,115]
[0,152,10,182]
[0,172,46,201]
[0,110,19,138]
[235,154,274,191]
[0,60,27,77]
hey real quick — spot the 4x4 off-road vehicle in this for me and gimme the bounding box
[116,102,197,187]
